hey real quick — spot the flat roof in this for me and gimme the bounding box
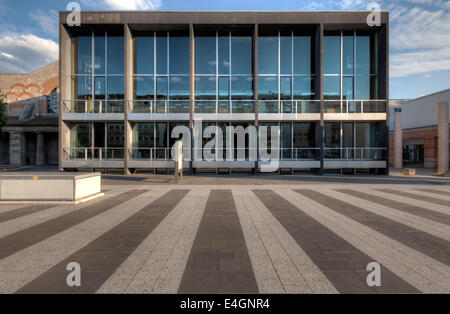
[59,10,389,26]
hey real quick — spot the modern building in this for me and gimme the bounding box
[0,62,59,166]
[390,89,450,170]
[59,11,389,174]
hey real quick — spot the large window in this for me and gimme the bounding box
[71,32,124,113]
[69,122,124,159]
[133,31,190,113]
[195,30,254,114]
[258,30,315,113]
[131,122,189,160]
[324,31,378,101]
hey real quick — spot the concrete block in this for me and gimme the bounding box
[403,168,416,176]
[432,169,446,177]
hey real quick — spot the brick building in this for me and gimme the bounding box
[0,62,59,166]
[389,89,450,170]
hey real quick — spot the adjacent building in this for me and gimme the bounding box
[59,11,389,174]
[0,62,59,166]
[390,89,450,170]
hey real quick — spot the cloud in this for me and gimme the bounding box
[389,3,450,77]
[302,0,450,78]
[390,48,450,77]
[29,9,59,37]
[81,0,162,10]
[0,34,58,73]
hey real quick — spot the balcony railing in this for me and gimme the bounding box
[258,100,321,114]
[62,148,125,160]
[324,147,387,160]
[128,147,321,161]
[62,100,125,114]
[128,100,190,114]
[324,100,386,114]
[193,100,255,114]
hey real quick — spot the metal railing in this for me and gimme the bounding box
[128,100,190,114]
[128,147,321,161]
[324,100,386,114]
[62,100,125,114]
[324,147,387,160]
[258,100,321,114]
[62,148,125,160]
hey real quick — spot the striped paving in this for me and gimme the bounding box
[0,190,146,260]
[0,184,449,294]
[17,190,188,294]
[296,190,450,266]
[376,189,450,207]
[337,189,450,226]
[0,204,57,224]
[254,189,418,294]
[178,190,258,294]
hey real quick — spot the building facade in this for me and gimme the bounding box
[59,11,389,174]
[390,89,450,170]
[0,62,59,166]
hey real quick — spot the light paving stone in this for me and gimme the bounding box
[276,189,450,293]
[358,187,450,215]
[236,188,338,294]
[0,192,117,239]
[0,189,164,293]
[233,190,285,294]
[98,189,208,293]
[323,188,450,241]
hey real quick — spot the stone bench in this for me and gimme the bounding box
[0,172,103,204]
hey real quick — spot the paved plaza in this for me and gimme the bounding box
[0,173,449,294]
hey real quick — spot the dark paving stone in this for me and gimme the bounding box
[254,189,419,294]
[375,188,450,207]
[16,189,189,294]
[415,189,450,197]
[0,190,147,260]
[298,190,450,266]
[0,204,57,224]
[337,189,450,226]
[178,190,258,294]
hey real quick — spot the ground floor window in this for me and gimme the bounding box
[403,144,424,167]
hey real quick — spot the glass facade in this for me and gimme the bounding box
[71,32,124,113]
[258,31,315,113]
[324,31,378,101]
[133,32,190,113]
[65,21,386,168]
[195,31,254,114]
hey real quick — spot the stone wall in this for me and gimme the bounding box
[0,62,59,116]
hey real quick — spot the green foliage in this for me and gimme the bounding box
[0,91,6,131]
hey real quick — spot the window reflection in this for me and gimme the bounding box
[135,36,154,75]
[108,37,124,74]
[195,35,216,74]
[258,36,277,74]
[324,36,340,75]
[231,35,252,75]
[293,36,311,75]
[231,76,254,100]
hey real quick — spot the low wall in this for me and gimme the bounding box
[0,172,102,202]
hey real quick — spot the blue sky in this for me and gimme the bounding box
[0,0,449,99]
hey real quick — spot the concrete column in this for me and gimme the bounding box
[59,24,71,171]
[124,24,133,175]
[438,101,449,172]
[36,132,45,166]
[9,131,25,166]
[394,108,403,169]
[189,23,195,174]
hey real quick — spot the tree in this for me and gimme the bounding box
[0,91,6,132]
